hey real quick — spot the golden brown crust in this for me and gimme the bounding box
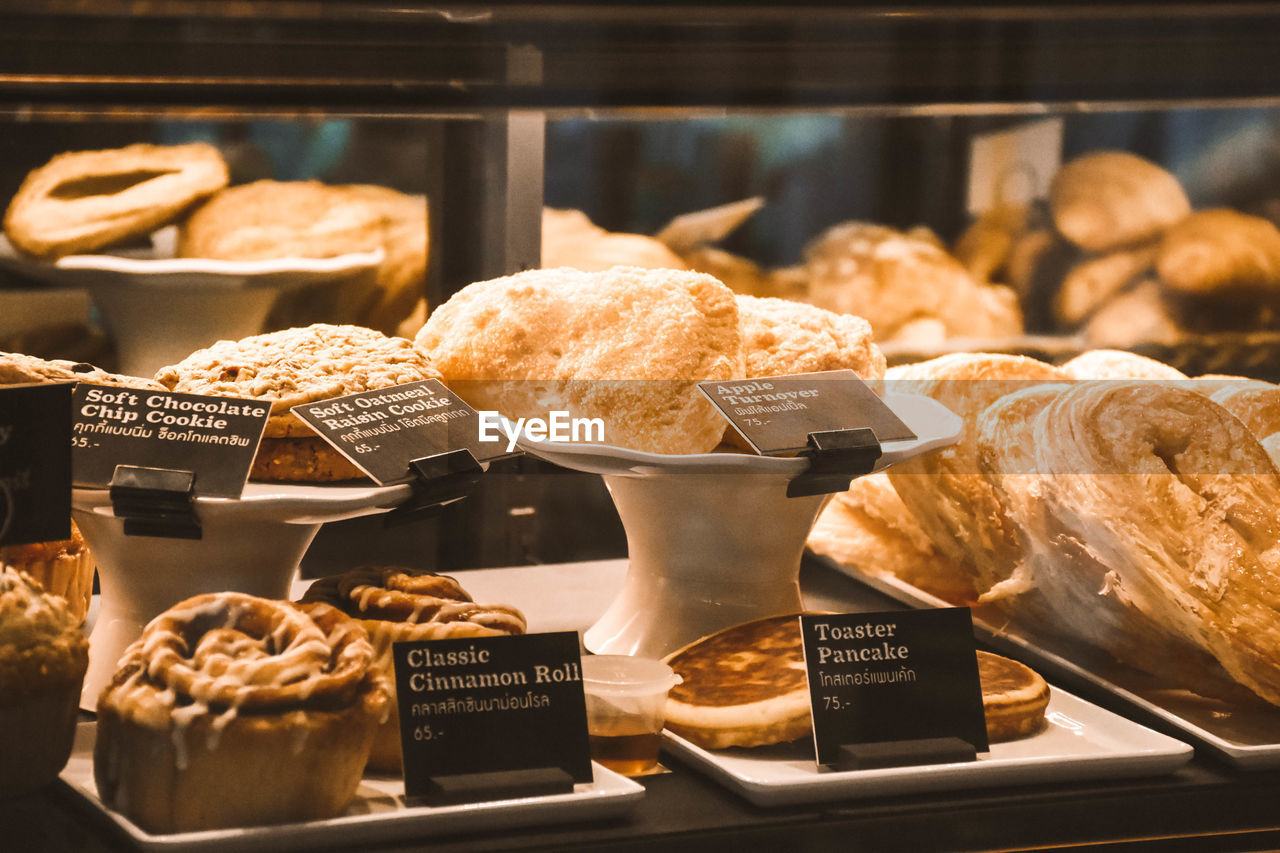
[155,323,441,439]
[735,295,885,381]
[1053,243,1158,327]
[1061,349,1187,381]
[977,381,1280,704]
[1156,208,1280,297]
[1,520,94,624]
[94,592,388,832]
[0,566,88,796]
[802,222,1023,342]
[3,142,229,258]
[663,614,812,750]
[416,266,743,455]
[540,208,688,272]
[807,472,976,605]
[885,354,1068,603]
[977,651,1049,742]
[1082,279,1186,348]
[1049,151,1190,252]
[0,350,164,390]
[177,180,385,261]
[300,567,526,772]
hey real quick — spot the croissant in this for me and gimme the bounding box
[300,567,526,772]
[978,381,1280,705]
[94,593,389,833]
[885,354,1067,600]
[806,472,976,605]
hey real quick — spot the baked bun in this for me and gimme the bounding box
[0,566,89,797]
[416,266,743,455]
[735,295,884,380]
[94,593,389,833]
[300,567,526,772]
[155,323,441,481]
[1052,243,1158,327]
[3,142,229,259]
[1049,151,1190,252]
[802,222,1023,342]
[1156,208,1280,297]
[1083,279,1186,348]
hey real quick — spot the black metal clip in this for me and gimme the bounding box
[384,448,485,527]
[108,465,201,540]
[786,427,883,498]
[835,736,977,771]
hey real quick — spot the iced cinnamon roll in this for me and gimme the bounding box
[94,593,389,833]
[300,566,526,772]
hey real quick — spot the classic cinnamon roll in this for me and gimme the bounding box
[300,566,526,772]
[94,593,389,833]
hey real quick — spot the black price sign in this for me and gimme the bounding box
[71,385,269,498]
[293,379,511,486]
[391,631,593,801]
[0,383,71,546]
[800,609,988,766]
[698,370,916,455]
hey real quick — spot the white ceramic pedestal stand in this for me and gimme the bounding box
[516,393,962,660]
[0,234,382,377]
[72,481,411,710]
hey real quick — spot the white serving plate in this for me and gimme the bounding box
[663,686,1192,807]
[60,723,644,852]
[822,561,1280,769]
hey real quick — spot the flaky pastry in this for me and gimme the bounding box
[416,266,743,455]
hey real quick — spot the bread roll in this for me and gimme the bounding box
[735,295,884,380]
[1049,151,1190,252]
[1156,208,1280,297]
[1053,243,1158,327]
[1061,349,1187,381]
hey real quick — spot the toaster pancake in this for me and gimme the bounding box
[664,614,1051,750]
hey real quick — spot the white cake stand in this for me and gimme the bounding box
[514,392,962,660]
[0,232,382,376]
[72,481,411,710]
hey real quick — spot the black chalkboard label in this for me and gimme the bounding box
[0,383,71,546]
[71,385,269,498]
[698,370,916,455]
[392,631,593,800]
[293,379,511,486]
[800,609,989,766]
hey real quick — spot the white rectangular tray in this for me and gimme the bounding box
[60,723,643,852]
[824,561,1280,769]
[663,686,1191,807]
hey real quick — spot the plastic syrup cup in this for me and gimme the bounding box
[581,654,682,776]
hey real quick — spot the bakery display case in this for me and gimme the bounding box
[8,2,1280,851]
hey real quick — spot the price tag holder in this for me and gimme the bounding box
[293,379,515,487]
[799,609,989,769]
[391,631,592,805]
[698,370,916,497]
[71,386,269,539]
[71,385,269,497]
[0,383,72,546]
